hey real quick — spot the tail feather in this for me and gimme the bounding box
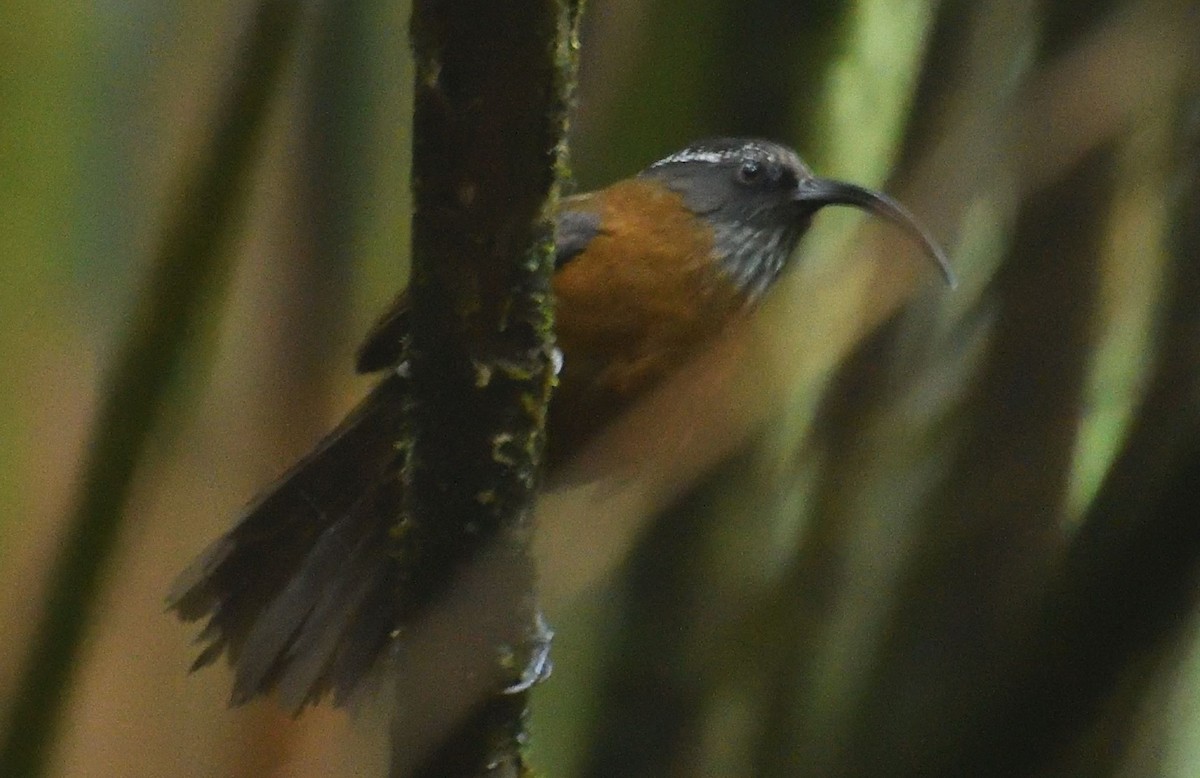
[277,521,396,709]
[168,372,410,709]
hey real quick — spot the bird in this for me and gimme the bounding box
[168,137,954,714]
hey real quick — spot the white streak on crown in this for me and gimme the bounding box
[648,149,733,167]
[648,141,775,169]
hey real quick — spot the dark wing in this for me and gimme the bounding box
[554,207,602,268]
[354,206,602,374]
[355,294,408,374]
[168,372,409,709]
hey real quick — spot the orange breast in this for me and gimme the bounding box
[548,179,746,464]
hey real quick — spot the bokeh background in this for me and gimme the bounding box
[2,0,1200,776]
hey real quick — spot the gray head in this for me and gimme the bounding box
[639,138,955,299]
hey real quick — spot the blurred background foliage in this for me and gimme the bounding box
[1,0,1199,776]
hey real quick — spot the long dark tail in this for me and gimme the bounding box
[168,372,410,710]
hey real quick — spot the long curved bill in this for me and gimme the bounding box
[795,177,957,289]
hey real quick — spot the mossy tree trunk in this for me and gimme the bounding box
[395,2,583,776]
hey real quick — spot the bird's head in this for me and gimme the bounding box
[639,138,955,299]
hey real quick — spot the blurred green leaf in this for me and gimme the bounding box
[0,2,305,774]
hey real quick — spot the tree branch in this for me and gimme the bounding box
[391,2,584,776]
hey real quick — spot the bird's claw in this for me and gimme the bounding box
[502,612,555,694]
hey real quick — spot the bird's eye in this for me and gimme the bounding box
[736,159,764,185]
[736,158,785,188]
